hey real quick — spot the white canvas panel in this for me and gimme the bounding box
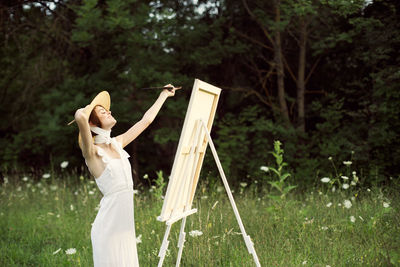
[158,79,221,222]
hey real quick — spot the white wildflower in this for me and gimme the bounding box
[133,189,139,195]
[351,181,356,186]
[240,182,247,188]
[321,226,328,230]
[302,260,307,265]
[136,234,142,244]
[367,188,371,192]
[326,202,332,208]
[383,202,390,208]
[341,176,349,180]
[320,177,330,183]
[350,215,356,223]
[22,176,29,182]
[189,230,203,237]
[70,204,74,211]
[328,156,332,161]
[60,161,69,168]
[332,186,336,192]
[65,248,76,255]
[343,199,352,209]
[260,166,269,172]
[42,173,51,179]
[352,171,356,175]
[343,161,352,166]
[342,183,349,190]
[88,191,94,195]
[143,174,148,179]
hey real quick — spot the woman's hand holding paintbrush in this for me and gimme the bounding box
[141,84,182,97]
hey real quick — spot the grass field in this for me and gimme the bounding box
[1,173,399,266]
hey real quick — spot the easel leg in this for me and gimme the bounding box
[175,216,187,267]
[200,120,261,267]
[158,224,172,267]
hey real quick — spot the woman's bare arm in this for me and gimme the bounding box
[116,85,179,148]
[75,106,96,158]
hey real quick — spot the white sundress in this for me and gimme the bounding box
[86,138,139,267]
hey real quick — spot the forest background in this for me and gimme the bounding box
[1,0,399,189]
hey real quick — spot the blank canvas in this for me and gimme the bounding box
[158,79,221,222]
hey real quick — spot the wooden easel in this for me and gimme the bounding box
[157,119,261,267]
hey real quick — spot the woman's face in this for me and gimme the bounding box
[92,105,116,129]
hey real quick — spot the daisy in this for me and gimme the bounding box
[189,230,203,237]
[60,161,69,168]
[260,166,269,172]
[320,177,330,183]
[136,234,142,244]
[343,200,352,209]
[65,248,76,255]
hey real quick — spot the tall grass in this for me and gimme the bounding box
[0,173,399,266]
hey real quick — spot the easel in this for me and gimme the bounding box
[157,119,261,267]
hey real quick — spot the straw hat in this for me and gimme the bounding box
[67,91,111,148]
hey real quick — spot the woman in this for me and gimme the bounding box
[69,85,180,266]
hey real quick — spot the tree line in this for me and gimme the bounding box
[0,0,399,186]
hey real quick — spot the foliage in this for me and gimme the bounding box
[263,141,297,200]
[0,0,399,187]
[149,170,167,201]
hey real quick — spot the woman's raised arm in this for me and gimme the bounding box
[75,106,96,158]
[116,84,180,148]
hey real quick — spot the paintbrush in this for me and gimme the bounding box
[140,86,182,91]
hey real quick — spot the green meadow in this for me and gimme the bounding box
[1,173,399,267]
